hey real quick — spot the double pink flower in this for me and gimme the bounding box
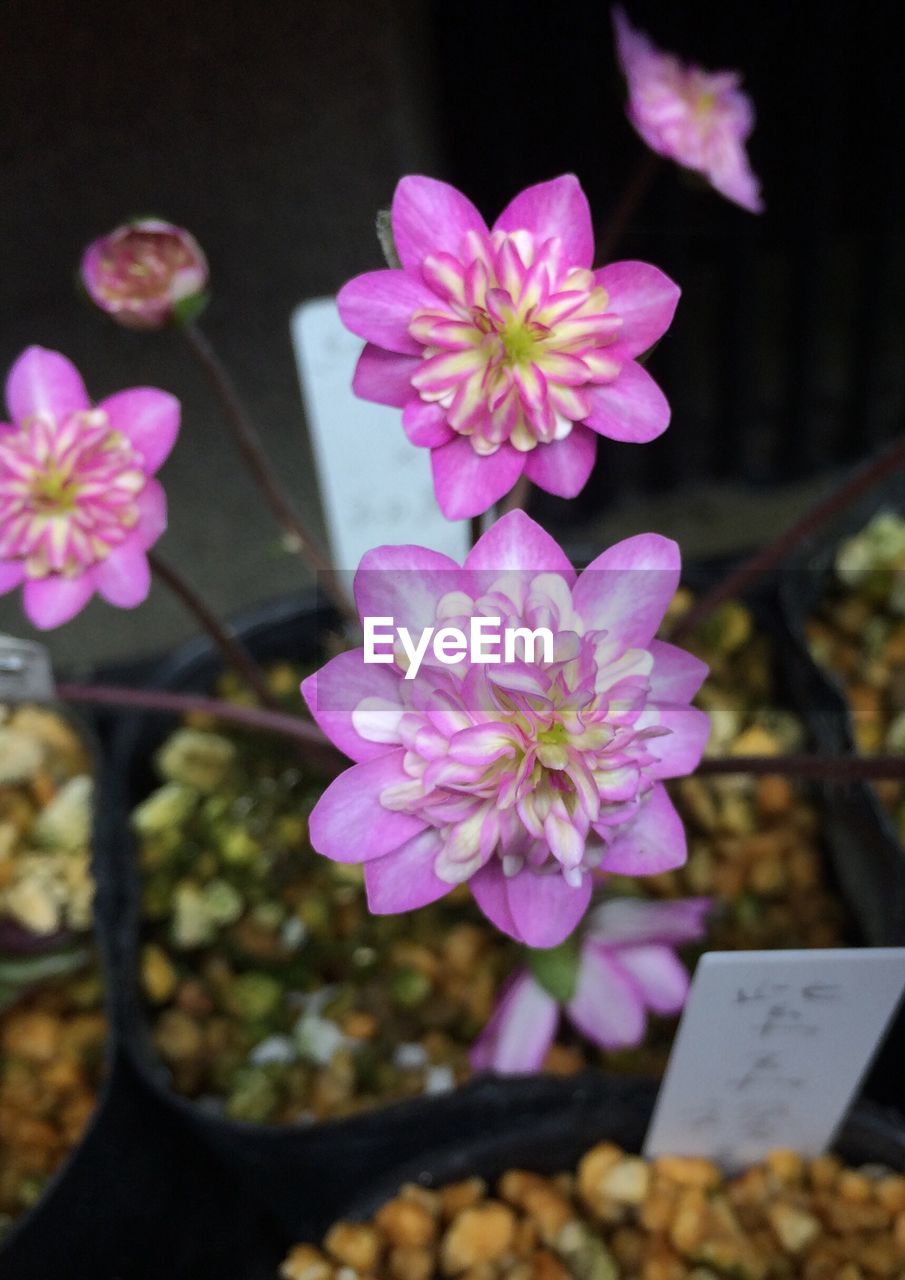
[471,897,711,1072]
[0,347,177,628]
[302,511,709,948]
[614,8,764,214]
[339,174,680,519]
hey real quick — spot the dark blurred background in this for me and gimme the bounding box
[1,0,902,666]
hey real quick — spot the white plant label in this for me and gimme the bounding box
[0,635,55,703]
[645,948,905,1169]
[291,298,470,585]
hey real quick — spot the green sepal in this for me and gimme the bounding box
[376,209,401,269]
[526,938,580,1003]
[0,947,90,1014]
[172,291,210,328]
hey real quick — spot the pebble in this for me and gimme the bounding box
[285,1142,905,1280]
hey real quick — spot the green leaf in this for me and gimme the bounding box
[172,291,210,328]
[375,209,401,269]
[0,948,90,1012]
[526,939,580,1003]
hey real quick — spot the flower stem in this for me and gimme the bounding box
[181,322,357,628]
[697,754,905,781]
[670,435,905,643]
[56,676,905,786]
[598,152,662,262]
[57,681,342,769]
[148,550,278,710]
[499,475,532,516]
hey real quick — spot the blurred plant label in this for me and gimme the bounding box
[645,948,905,1169]
[291,298,469,583]
[0,635,55,702]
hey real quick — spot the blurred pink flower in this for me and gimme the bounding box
[338,174,680,519]
[301,511,709,948]
[471,896,711,1073]
[0,347,177,628]
[613,7,764,214]
[81,219,209,330]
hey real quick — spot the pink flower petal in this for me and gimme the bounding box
[465,508,575,579]
[587,896,711,947]
[6,347,90,424]
[615,943,691,1016]
[612,5,654,78]
[710,161,764,214]
[646,704,710,779]
[0,561,25,594]
[471,860,591,947]
[648,640,709,702]
[337,270,440,356]
[352,345,420,408]
[391,175,489,272]
[599,783,687,876]
[494,175,594,270]
[22,573,96,630]
[582,361,671,443]
[364,828,450,913]
[594,262,681,361]
[132,479,168,550]
[523,424,597,498]
[353,544,466,635]
[301,649,403,763]
[403,400,456,447]
[573,532,680,647]
[97,388,180,474]
[431,437,526,520]
[469,860,518,937]
[470,971,559,1074]
[93,545,151,608]
[308,750,428,863]
[566,945,646,1049]
[506,866,593,947]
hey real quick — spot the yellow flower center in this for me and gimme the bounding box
[30,467,78,515]
[499,316,541,367]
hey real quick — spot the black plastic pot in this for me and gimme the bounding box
[88,577,902,1252]
[1,678,318,1280]
[340,1077,905,1229]
[0,708,115,1273]
[779,470,905,948]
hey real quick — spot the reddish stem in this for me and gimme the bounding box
[183,323,357,628]
[671,435,905,642]
[499,475,532,516]
[598,152,663,262]
[148,551,278,712]
[57,681,342,770]
[697,754,905,781]
[56,679,905,786]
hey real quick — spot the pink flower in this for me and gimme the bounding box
[0,347,177,628]
[301,511,709,948]
[81,219,209,331]
[338,174,680,519]
[471,897,711,1073]
[613,7,764,214]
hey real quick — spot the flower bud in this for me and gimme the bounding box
[80,219,208,330]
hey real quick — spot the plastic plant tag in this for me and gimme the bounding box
[0,634,55,702]
[290,297,470,585]
[644,948,905,1170]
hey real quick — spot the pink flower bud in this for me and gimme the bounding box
[80,219,209,331]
